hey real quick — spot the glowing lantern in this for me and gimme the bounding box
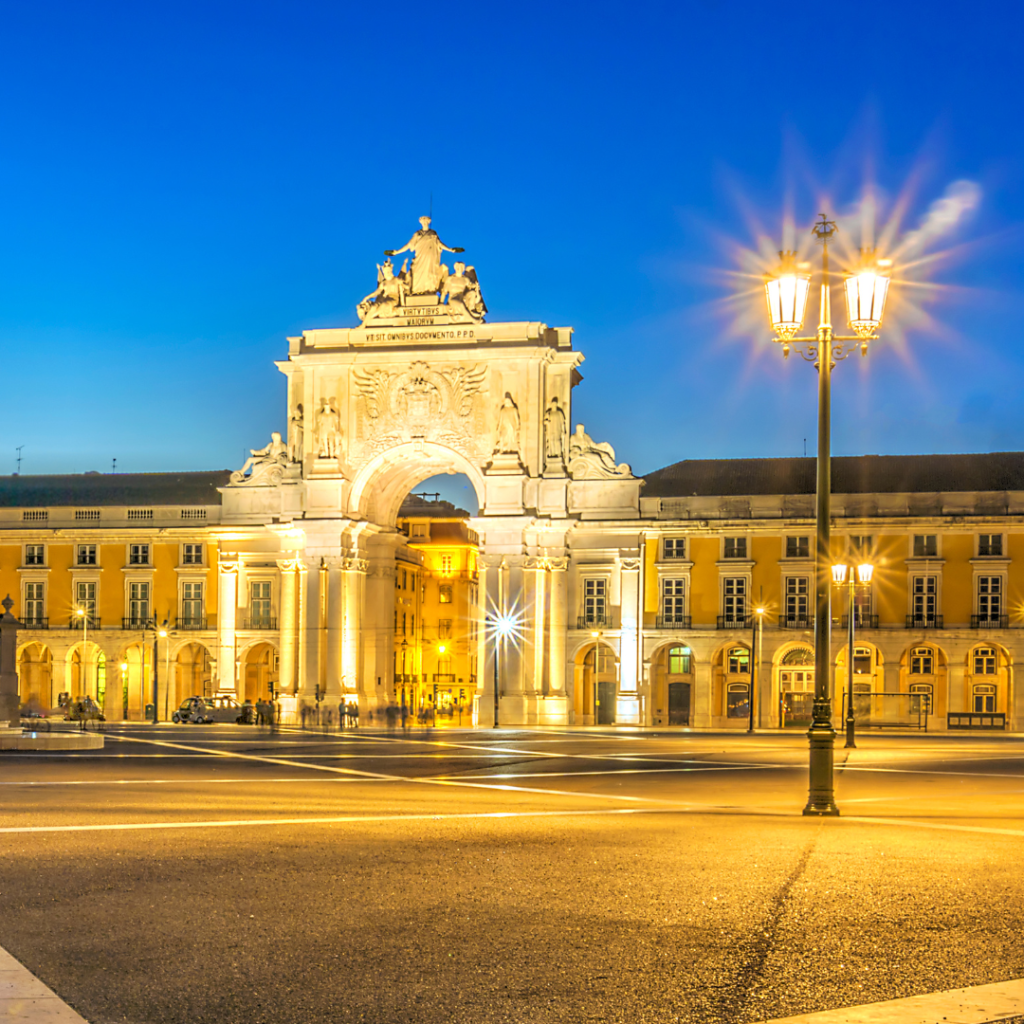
[765,251,811,339]
[844,253,891,337]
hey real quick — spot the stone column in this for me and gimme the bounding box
[616,557,641,725]
[299,560,322,701]
[324,557,344,697]
[948,658,966,716]
[693,660,713,728]
[277,559,298,695]
[341,557,366,699]
[216,559,238,697]
[0,597,22,727]
[363,559,396,708]
[548,561,568,696]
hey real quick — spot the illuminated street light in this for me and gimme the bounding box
[832,561,874,749]
[486,611,521,730]
[765,214,893,816]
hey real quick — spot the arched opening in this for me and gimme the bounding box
[174,642,213,705]
[118,642,151,721]
[68,643,106,706]
[966,644,1011,716]
[650,643,695,727]
[899,644,948,721]
[573,641,617,725]
[834,642,885,724]
[776,645,814,729]
[17,642,53,713]
[712,644,752,727]
[242,642,278,701]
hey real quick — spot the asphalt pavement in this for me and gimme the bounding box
[2,723,1024,1024]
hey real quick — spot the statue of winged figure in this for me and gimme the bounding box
[440,262,487,322]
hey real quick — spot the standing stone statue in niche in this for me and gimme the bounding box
[385,216,464,295]
[440,262,487,322]
[288,404,304,462]
[493,393,521,456]
[544,396,567,469]
[316,397,342,458]
[230,432,289,485]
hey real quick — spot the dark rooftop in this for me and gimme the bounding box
[0,471,233,508]
[398,493,471,518]
[642,453,1024,498]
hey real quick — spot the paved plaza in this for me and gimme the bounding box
[2,726,1024,1023]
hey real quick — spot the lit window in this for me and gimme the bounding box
[726,682,750,717]
[909,647,934,674]
[909,683,933,715]
[667,646,691,674]
[439,584,453,604]
[727,647,749,674]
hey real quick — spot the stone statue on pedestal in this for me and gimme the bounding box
[316,398,342,458]
[493,393,521,456]
[230,433,290,485]
[358,259,407,322]
[568,424,633,479]
[544,397,567,470]
[288,404,304,462]
[440,262,487,322]
[385,215,464,295]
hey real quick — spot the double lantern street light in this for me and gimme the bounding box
[764,214,892,816]
[831,562,874,750]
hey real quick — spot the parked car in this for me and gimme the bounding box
[172,695,245,724]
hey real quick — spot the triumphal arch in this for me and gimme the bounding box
[222,217,642,725]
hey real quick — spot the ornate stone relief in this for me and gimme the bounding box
[356,217,486,325]
[351,361,488,464]
[229,433,299,486]
[567,425,633,480]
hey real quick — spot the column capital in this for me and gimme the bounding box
[619,557,641,572]
[343,557,369,574]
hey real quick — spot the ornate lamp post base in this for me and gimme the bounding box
[803,715,840,816]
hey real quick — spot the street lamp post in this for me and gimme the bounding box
[489,614,515,730]
[764,214,891,816]
[832,562,874,749]
[75,607,89,700]
[748,606,765,734]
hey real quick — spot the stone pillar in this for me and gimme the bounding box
[617,557,641,724]
[299,560,322,700]
[693,661,713,728]
[324,557,344,697]
[0,596,22,727]
[548,561,568,696]
[217,560,238,698]
[363,559,396,708]
[948,659,966,715]
[341,557,366,699]
[277,559,298,695]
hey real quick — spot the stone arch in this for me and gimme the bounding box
[347,442,487,527]
[571,639,617,726]
[648,640,696,727]
[16,641,53,712]
[965,641,1012,716]
[710,641,752,726]
[172,640,215,708]
[240,640,279,702]
[65,640,106,706]
[897,643,949,720]
[114,641,152,722]
[773,641,815,729]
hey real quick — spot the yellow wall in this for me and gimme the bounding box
[689,538,719,625]
[942,535,974,624]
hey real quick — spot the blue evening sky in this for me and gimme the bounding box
[2,0,1022,508]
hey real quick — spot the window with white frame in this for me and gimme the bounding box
[973,684,997,713]
[250,582,272,626]
[977,576,1003,622]
[912,575,938,623]
[973,647,996,675]
[978,534,1003,556]
[727,647,749,674]
[909,646,934,674]
[181,582,204,625]
[128,582,150,625]
[77,545,97,566]
[723,537,747,559]
[75,582,96,622]
[129,544,150,566]
[24,582,44,625]
[913,534,937,557]
[668,646,691,674]
[24,544,44,566]
[909,682,933,715]
[785,536,809,558]
[726,681,750,717]
[853,646,873,675]
[784,576,809,623]
[661,578,686,624]
[853,588,873,626]
[182,544,203,565]
[663,537,685,559]
[722,577,747,624]
[581,578,607,624]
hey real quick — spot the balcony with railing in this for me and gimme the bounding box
[122,617,156,630]
[577,612,611,630]
[432,673,457,684]
[655,614,691,629]
[243,617,278,631]
[69,616,101,630]
[906,614,943,629]
[779,614,813,629]
[175,617,209,630]
[21,616,48,629]
[717,615,752,630]
[842,613,879,629]
[972,614,1009,629]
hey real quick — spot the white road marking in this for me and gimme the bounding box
[0,944,88,1022]
[753,976,1024,1023]
[844,816,1024,839]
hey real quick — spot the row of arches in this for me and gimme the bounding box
[16,640,279,720]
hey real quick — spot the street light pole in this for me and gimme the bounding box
[493,621,500,729]
[845,569,856,749]
[748,607,764,734]
[764,214,892,816]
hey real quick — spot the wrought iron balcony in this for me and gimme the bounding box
[779,614,813,629]
[655,614,691,629]
[244,617,278,631]
[69,616,100,629]
[971,614,1009,629]
[839,613,879,629]
[906,614,943,629]
[174,617,208,630]
[122,617,155,630]
[432,673,457,684]
[717,615,752,630]
[577,613,611,630]
[21,616,48,629]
